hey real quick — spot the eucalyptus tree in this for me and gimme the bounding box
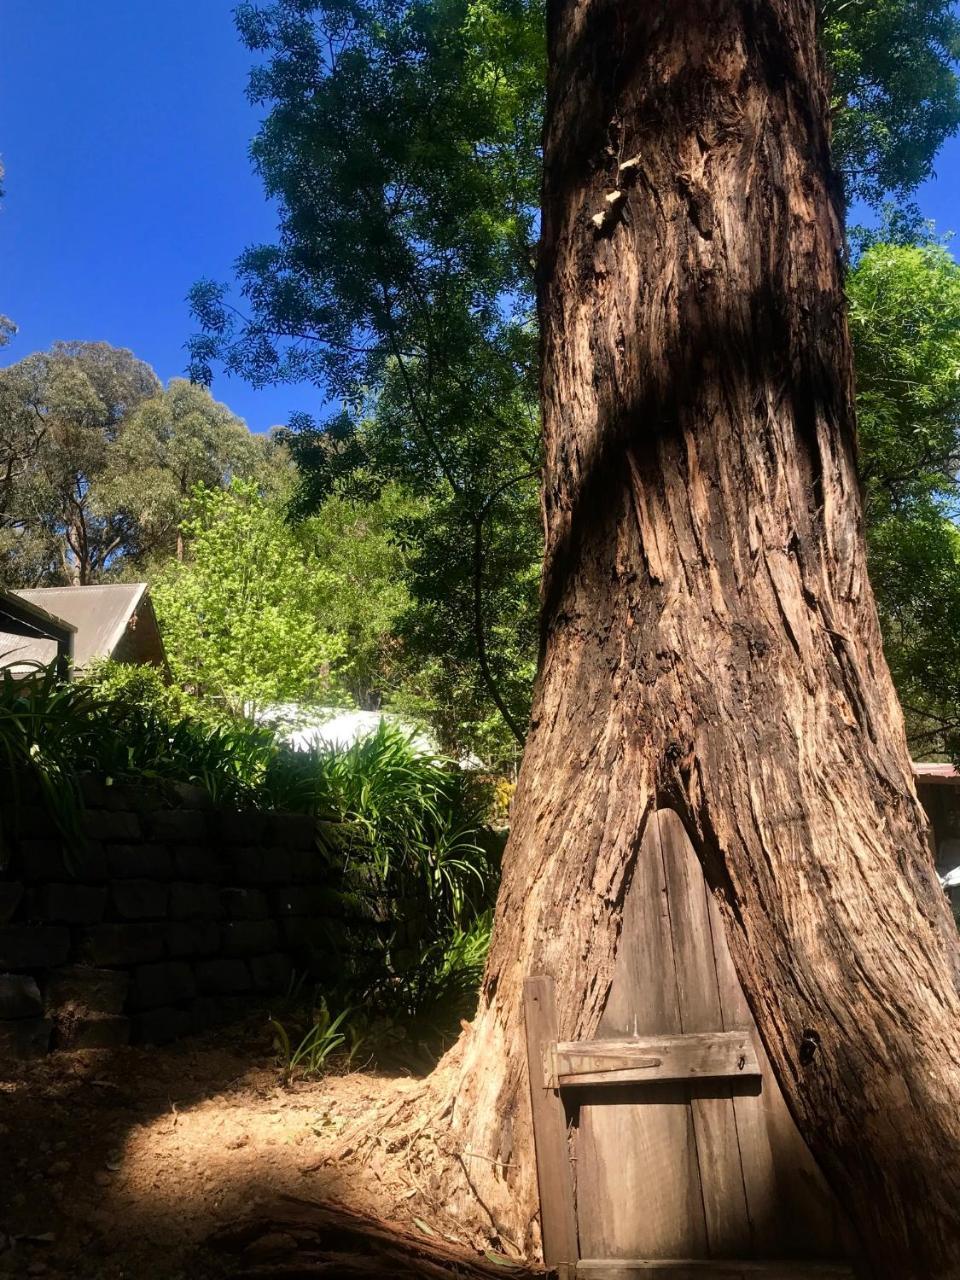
[0,341,161,584]
[108,377,284,562]
[0,347,284,585]
[0,354,46,582]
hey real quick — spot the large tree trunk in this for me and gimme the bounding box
[437,1,960,1276]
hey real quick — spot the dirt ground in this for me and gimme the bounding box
[0,1015,510,1279]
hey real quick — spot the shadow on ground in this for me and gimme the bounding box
[0,1014,515,1279]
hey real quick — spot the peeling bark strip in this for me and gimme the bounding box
[441,2,960,1276]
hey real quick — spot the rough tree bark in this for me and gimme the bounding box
[430,2,960,1277]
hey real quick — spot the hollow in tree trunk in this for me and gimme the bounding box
[429,2,960,1277]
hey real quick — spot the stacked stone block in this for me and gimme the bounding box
[0,781,390,1059]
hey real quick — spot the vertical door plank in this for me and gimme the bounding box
[704,876,782,1254]
[703,831,853,1259]
[576,815,708,1259]
[656,810,753,1259]
[523,975,579,1274]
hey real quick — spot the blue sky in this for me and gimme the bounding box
[904,133,960,233]
[1,2,958,436]
[850,132,960,241]
[0,0,317,433]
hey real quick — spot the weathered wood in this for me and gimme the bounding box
[522,826,857,1271]
[522,976,578,1275]
[546,1031,759,1088]
[704,871,844,1259]
[575,815,708,1261]
[576,1262,855,1279]
[657,810,753,1258]
[702,878,783,1257]
[208,1195,549,1278]
[440,3,960,1270]
[571,811,853,1267]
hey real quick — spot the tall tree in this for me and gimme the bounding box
[0,356,42,543]
[0,341,160,584]
[105,377,283,562]
[412,2,960,1276]
[187,0,548,745]
[0,348,281,585]
[189,0,960,1266]
[191,0,960,751]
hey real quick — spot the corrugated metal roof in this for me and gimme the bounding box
[0,587,77,636]
[0,633,61,669]
[12,584,149,669]
[0,587,76,674]
[912,761,959,783]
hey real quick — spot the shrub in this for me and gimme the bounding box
[265,723,492,923]
[1,663,496,1044]
[0,663,102,858]
[0,661,279,856]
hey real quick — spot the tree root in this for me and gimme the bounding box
[208,1194,547,1278]
[315,1045,505,1252]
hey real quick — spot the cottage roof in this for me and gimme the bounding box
[3,584,166,672]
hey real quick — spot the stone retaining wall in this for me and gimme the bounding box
[0,779,386,1059]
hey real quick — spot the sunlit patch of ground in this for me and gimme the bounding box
[0,1017,425,1279]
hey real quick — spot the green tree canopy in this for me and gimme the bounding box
[823,0,960,205]
[0,345,284,586]
[849,241,960,516]
[298,482,420,709]
[152,480,344,715]
[0,341,161,584]
[847,240,960,755]
[105,377,287,563]
[867,512,960,756]
[188,0,545,746]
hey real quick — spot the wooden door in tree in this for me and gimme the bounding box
[525,810,858,1276]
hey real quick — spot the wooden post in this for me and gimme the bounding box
[523,975,579,1279]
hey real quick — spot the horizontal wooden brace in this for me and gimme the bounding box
[543,1030,761,1089]
[577,1261,856,1279]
